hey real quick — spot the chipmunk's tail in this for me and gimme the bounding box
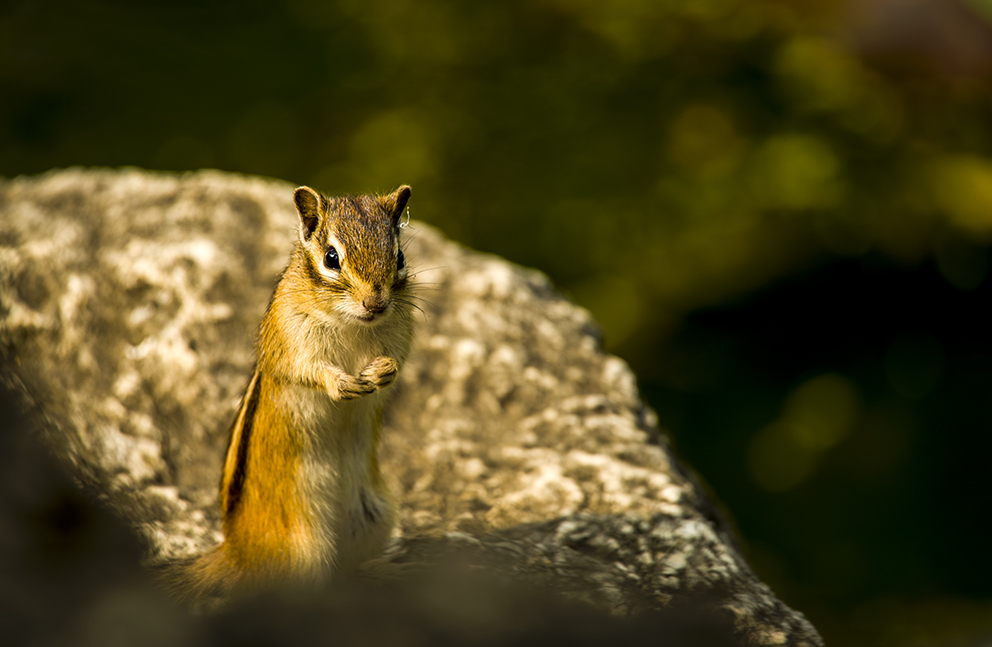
[151,545,240,610]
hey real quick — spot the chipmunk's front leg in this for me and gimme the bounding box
[323,363,377,401]
[359,356,399,389]
[322,357,397,400]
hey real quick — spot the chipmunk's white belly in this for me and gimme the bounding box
[285,384,396,573]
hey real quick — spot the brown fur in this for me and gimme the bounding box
[166,186,415,604]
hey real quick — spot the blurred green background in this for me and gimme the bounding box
[3,0,992,644]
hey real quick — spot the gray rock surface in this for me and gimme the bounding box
[0,168,822,646]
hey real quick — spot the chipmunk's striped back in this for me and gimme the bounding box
[220,369,260,516]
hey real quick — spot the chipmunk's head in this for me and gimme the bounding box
[293,184,412,325]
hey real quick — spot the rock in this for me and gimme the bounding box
[0,168,822,646]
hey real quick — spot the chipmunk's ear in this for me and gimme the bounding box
[383,185,412,227]
[294,186,323,241]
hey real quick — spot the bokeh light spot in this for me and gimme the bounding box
[747,422,818,492]
[929,155,992,235]
[751,134,843,211]
[781,373,861,451]
[776,37,862,113]
[747,373,860,492]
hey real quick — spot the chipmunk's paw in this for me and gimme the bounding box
[334,373,377,400]
[360,356,399,389]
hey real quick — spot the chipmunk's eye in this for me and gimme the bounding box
[324,246,340,271]
[397,249,405,271]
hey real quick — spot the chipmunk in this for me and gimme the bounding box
[172,184,415,602]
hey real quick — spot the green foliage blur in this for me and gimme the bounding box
[4,0,992,644]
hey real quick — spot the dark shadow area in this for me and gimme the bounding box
[648,252,992,643]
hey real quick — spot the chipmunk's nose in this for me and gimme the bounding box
[362,294,388,315]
